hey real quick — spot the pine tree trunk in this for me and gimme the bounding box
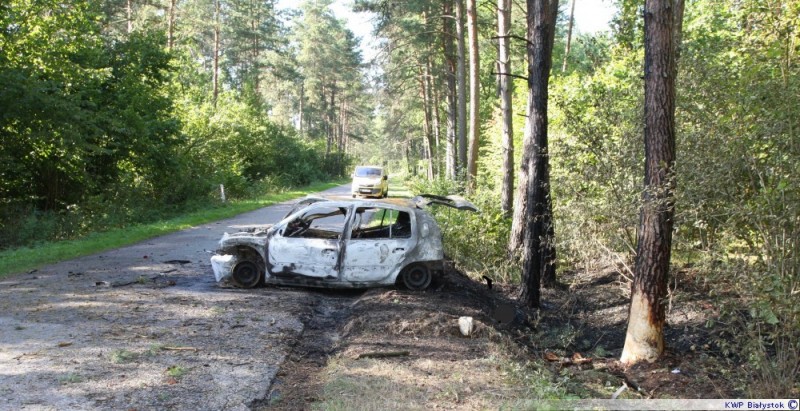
[419,68,435,179]
[252,9,261,92]
[126,0,133,34]
[167,0,176,50]
[327,86,336,156]
[299,81,305,137]
[517,0,559,309]
[620,0,683,365]
[213,0,220,108]
[442,1,458,180]
[466,0,480,189]
[455,0,468,179]
[498,0,514,215]
[561,0,576,72]
[428,59,441,152]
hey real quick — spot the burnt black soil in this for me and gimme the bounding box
[253,289,365,410]
[256,264,740,409]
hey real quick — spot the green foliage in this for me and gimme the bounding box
[400,0,798,391]
[408,176,519,283]
[547,47,644,267]
[0,0,355,250]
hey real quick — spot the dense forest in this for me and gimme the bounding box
[357,0,797,383]
[0,0,367,247]
[1,0,798,392]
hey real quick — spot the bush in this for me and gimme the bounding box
[407,176,519,283]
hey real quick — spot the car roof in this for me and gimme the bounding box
[294,194,478,212]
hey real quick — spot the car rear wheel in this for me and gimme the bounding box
[401,264,431,291]
[232,260,261,288]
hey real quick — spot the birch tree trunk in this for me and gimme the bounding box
[620,0,684,365]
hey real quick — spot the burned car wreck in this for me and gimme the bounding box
[210,195,477,291]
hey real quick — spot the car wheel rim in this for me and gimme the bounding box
[404,266,430,290]
[233,261,259,288]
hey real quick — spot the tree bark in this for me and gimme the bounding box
[327,86,336,156]
[455,0,468,179]
[299,81,305,137]
[498,0,514,215]
[167,0,176,50]
[251,5,261,92]
[466,0,480,189]
[428,58,442,152]
[516,0,559,309]
[213,0,220,108]
[126,0,133,34]
[620,0,683,365]
[561,0,576,72]
[419,67,435,179]
[442,1,459,180]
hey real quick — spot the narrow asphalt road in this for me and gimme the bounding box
[0,184,351,410]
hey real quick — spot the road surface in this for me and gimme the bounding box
[0,184,351,410]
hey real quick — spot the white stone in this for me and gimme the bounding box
[458,316,474,337]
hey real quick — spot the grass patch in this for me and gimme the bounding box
[0,179,346,279]
[110,349,139,364]
[166,365,187,380]
[386,175,412,198]
[58,373,83,385]
[146,343,165,357]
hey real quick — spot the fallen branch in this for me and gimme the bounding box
[161,346,199,352]
[356,350,410,359]
[611,381,628,399]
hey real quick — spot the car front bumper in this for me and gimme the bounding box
[210,254,237,282]
[352,186,382,195]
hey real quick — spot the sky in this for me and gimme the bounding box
[277,0,617,62]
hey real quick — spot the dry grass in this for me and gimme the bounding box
[314,335,568,410]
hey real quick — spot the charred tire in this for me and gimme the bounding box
[401,264,432,291]
[232,260,261,288]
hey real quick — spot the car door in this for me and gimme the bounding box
[341,207,413,282]
[268,204,350,279]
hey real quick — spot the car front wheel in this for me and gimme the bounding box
[232,260,261,288]
[401,264,431,290]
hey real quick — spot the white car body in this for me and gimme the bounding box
[210,195,477,290]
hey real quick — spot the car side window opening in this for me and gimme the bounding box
[351,207,411,239]
[284,206,348,239]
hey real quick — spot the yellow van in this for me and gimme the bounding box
[351,166,388,198]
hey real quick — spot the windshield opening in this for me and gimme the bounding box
[354,167,382,178]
